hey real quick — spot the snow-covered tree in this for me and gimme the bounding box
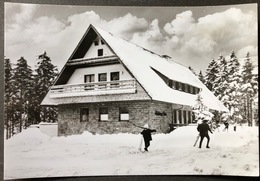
[13,57,34,132]
[192,93,213,121]
[220,51,242,124]
[198,70,205,84]
[240,52,258,126]
[204,58,220,92]
[215,54,228,98]
[33,51,58,123]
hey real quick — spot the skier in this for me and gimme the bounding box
[141,124,156,152]
[223,121,229,132]
[233,122,237,132]
[197,117,213,149]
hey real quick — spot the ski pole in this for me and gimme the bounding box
[193,134,200,147]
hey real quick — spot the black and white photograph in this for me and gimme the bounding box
[3,0,259,180]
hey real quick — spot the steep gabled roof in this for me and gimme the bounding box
[68,25,100,60]
[89,25,228,112]
[43,24,228,112]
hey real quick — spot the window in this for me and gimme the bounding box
[84,74,95,90]
[98,73,107,82]
[188,111,191,123]
[98,49,103,56]
[80,108,89,122]
[192,112,196,123]
[119,107,129,121]
[111,72,120,81]
[173,110,177,123]
[94,40,99,46]
[183,110,187,124]
[110,72,120,88]
[176,82,180,90]
[172,81,176,89]
[193,86,196,94]
[101,40,105,45]
[99,107,108,121]
[181,83,185,91]
[98,73,107,89]
[178,110,182,124]
[197,88,201,94]
[168,79,173,87]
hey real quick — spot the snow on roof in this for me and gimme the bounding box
[41,25,228,112]
[93,25,228,112]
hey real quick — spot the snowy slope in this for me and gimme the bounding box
[4,124,259,179]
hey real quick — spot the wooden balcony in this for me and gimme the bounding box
[50,79,136,98]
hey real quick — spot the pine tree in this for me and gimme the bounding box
[241,52,258,126]
[221,51,241,124]
[198,70,205,84]
[204,58,220,92]
[215,54,228,98]
[13,57,34,132]
[33,51,58,123]
[4,58,15,139]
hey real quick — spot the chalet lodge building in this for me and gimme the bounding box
[41,24,227,136]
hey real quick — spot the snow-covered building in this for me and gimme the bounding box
[41,24,228,136]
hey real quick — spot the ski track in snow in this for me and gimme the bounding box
[4,125,259,179]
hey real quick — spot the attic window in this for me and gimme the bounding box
[94,40,99,46]
[101,40,105,45]
[98,49,103,56]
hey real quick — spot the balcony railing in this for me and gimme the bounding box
[50,79,136,98]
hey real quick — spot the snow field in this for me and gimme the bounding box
[4,124,259,179]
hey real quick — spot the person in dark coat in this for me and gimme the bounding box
[223,121,229,132]
[197,118,213,148]
[141,124,156,151]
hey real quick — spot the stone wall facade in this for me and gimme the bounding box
[57,100,173,136]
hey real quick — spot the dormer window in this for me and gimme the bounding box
[181,83,185,91]
[188,85,191,93]
[151,67,200,95]
[98,49,103,56]
[172,81,176,89]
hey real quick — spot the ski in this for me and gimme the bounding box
[193,134,200,147]
[138,135,143,151]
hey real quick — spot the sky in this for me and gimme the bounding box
[4,2,258,73]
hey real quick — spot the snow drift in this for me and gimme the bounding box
[4,124,259,179]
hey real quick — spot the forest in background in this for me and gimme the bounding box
[4,52,58,139]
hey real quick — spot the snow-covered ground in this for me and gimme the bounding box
[4,124,259,179]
